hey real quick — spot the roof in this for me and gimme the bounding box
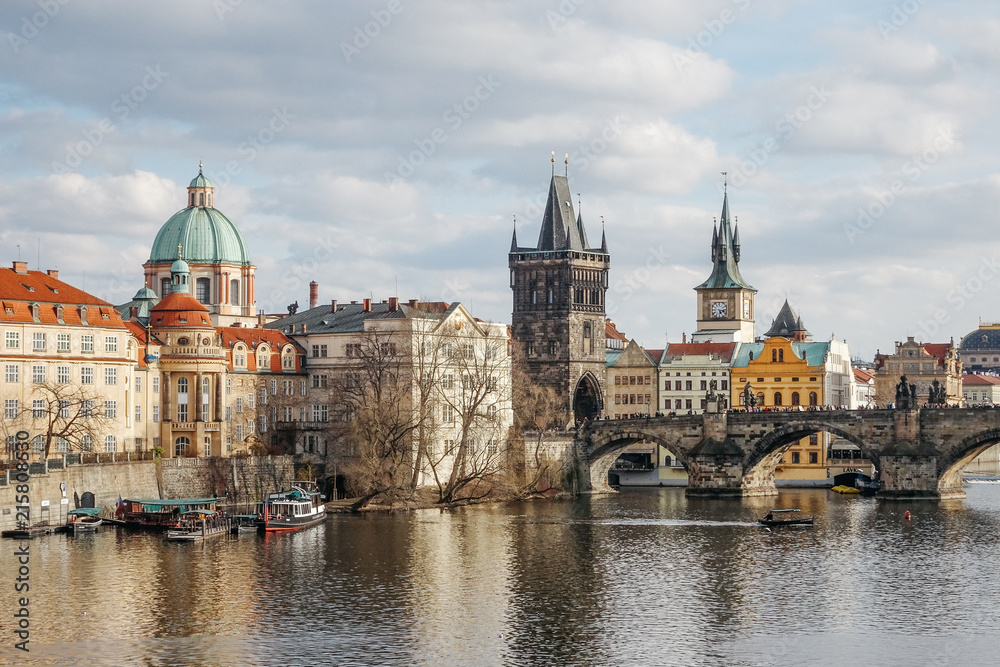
[511,173,607,254]
[606,319,627,342]
[853,368,875,383]
[0,267,126,328]
[922,343,952,366]
[695,191,754,291]
[149,291,214,329]
[962,374,1000,386]
[125,497,222,506]
[220,327,304,372]
[189,170,213,188]
[731,340,831,368]
[264,299,460,335]
[959,327,1000,350]
[765,300,809,338]
[148,174,250,265]
[663,342,738,363]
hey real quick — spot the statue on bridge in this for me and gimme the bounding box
[895,375,918,410]
[742,381,757,410]
[928,379,947,406]
[705,379,726,413]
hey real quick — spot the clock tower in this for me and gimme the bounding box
[692,187,756,343]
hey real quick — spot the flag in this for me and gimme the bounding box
[115,495,125,517]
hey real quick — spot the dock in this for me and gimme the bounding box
[2,522,55,539]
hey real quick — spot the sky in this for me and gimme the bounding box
[2,0,999,361]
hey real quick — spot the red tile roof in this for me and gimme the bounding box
[606,319,627,341]
[922,343,953,366]
[219,327,304,372]
[853,368,875,383]
[0,267,126,328]
[962,374,1000,386]
[149,291,213,328]
[664,342,737,362]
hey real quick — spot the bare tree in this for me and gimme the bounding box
[328,329,420,509]
[1,381,117,460]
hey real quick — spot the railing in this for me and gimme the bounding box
[165,346,225,357]
[611,461,655,472]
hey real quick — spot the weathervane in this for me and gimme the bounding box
[721,171,728,194]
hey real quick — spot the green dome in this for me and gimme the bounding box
[148,206,251,265]
[189,172,213,188]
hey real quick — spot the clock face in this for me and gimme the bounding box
[711,301,727,318]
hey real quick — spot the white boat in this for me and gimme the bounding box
[255,483,326,533]
[67,508,103,533]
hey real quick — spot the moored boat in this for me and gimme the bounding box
[67,507,103,533]
[759,508,815,526]
[117,497,224,531]
[165,509,230,542]
[256,483,326,533]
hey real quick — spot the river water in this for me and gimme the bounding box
[3,485,1000,666]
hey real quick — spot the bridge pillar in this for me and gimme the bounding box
[878,455,957,500]
[685,434,751,497]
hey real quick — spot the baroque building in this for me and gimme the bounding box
[509,164,609,423]
[874,337,962,406]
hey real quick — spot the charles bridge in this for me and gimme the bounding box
[576,408,1000,499]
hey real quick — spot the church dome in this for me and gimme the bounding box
[147,167,252,266]
[960,326,1000,350]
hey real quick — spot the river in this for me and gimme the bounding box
[3,485,1000,666]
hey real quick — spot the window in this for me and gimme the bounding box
[270,379,277,395]
[443,405,456,423]
[809,434,819,446]
[774,392,783,406]
[442,374,454,389]
[809,391,818,406]
[81,367,94,385]
[258,387,267,406]
[700,380,707,391]
[312,344,328,358]
[809,452,818,464]
[57,437,69,453]
[105,435,117,453]
[300,380,307,396]
[175,437,190,457]
[105,336,118,353]
[247,419,255,435]
[104,400,117,419]
[33,332,46,351]
[32,399,46,419]
[283,379,293,396]
[548,341,557,355]
[685,380,692,391]
[283,353,294,369]
[235,353,245,367]
[257,350,269,368]
[791,392,800,406]
[81,334,93,353]
[58,400,70,419]
[57,366,70,384]
[792,452,800,464]
[226,406,232,422]
[230,279,240,305]
[134,403,142,422]
[5,364,18,383]
[235,424,244,441]
[152,376,160,393]
[152,405,160,422]
[177,402,188,421]
[105,367,117,385]
[5,399,18,418]
[312,374,328,389]
[259,415,267,432]
[57,333,70,352]
[196,278,211,304]
[5,331,19,348]
[32,435,44,453]
[82,400,93,418]
[32,365,46,384]
[236,397,243,413]
[248,392,255,409]
[284,406,293,422]
[79,435,92,452]
[161,277,171,297]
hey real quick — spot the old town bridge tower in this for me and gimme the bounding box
[509,161,610,424]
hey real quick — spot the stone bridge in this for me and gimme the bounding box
[577,408,1000,500]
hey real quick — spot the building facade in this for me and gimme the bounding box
[605,339,658,419]
[874,337,962,407]
[509,166,609,424]
[658,342,737,414]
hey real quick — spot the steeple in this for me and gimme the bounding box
[599,216,608,253]
[696,190,754,290]
[765,299,810,341]
[510,217,519,252]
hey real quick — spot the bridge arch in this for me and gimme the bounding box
[937,427,1000,493]
[587,428,690,492]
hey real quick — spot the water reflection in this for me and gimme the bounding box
[3,487,1000,665]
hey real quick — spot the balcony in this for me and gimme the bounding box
[170,422,221,431]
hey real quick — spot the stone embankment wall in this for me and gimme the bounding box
[0,455,295,531]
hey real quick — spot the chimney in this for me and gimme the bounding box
[309,281,318,310]
[331,299,337,312]
[47,269,59,280]
[682,332,687,343]
[13,261,28,274]
[363,298,371,312]
[408,299,419,308]
[389,297,399,311]
[130,306,138,319]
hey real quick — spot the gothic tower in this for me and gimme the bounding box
[692,186,756,343]
[510,161,610,424]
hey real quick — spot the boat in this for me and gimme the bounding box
[165,509,231,542]
[256,483,326,533]
[230,514,259,535]
[759,509,815,526]
[117,497,224,531]
[831,485,861,494]
[67,507,103,532]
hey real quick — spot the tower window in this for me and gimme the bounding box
[231,279,240,305]
[161,277,171,297]
[199,192,205,206]
[196,278,211,304]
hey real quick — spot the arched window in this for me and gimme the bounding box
[189,193,195,206]
[175,436,190,457]
[772,349,777,362]
[196,278,211,304]
[230,279,240,305]
[198,192,205,206]
[778,349,784,362]
[257,349,269,369]
[791,392,800,406]
[774,392,783,406]
[809,391,818,406]
[756,392,765,406]
[178,377,188,393]
[204,436,211,456]
[177,377,189,421]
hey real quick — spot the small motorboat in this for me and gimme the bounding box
[67,507,103,533]
[759,509,814,526]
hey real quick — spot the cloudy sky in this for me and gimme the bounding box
[2,0,998,359]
